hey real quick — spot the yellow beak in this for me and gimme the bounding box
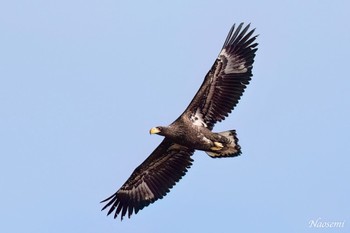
[150,127,161,134]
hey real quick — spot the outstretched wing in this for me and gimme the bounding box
[101,139,194,220]
[182,23,258,130]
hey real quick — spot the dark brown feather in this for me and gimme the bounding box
[101,139,194,220]
[181,23,258,129]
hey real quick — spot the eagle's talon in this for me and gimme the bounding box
[211,147,222,151]
[213,141,224,148]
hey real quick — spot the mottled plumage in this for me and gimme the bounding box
[101,23,258,220]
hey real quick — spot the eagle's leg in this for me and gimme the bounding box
[210,141,224,151]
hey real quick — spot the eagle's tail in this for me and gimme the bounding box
[205,130,242,158]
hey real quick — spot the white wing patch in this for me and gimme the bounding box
[201,136,211,144]
[220,49,247,74]
[190,109,207,128]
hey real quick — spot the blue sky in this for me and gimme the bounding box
[0,1,349,232]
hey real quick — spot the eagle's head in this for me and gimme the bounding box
[150,125,184,140]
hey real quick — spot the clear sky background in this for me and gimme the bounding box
[0,1,349,233]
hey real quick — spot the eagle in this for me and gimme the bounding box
[101,23,258,220]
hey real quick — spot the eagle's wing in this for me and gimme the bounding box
[181,23,258,130]
[101,139,194,220]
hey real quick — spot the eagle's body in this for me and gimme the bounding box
[101,23,258,220]
[154,117,239,156]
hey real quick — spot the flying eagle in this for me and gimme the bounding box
[101,23,258,220]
